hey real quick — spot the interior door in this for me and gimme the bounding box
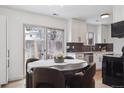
[0,15,8,84]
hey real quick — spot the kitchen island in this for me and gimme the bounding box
[102,54,124,87]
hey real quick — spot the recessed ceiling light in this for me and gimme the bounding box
[101,13,110,19]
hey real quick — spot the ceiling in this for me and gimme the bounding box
[4,5,113,24]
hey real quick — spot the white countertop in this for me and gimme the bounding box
[104,54,122,58]
[27,59,88,73]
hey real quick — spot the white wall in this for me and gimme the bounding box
[107,6,124,54]
[0,7,67,81]
[67,19,72,42]
[108,25,124,54]
[113,6,124,23]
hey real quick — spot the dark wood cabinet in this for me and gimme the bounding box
[95,43,113,52]
[66,43,113,53]
[102,55,124,87]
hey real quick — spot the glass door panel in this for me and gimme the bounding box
[25,25,46,60]
[47,28,64,59]
[24,25,64,60]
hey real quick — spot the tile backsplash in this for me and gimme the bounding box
[67,42,113,52]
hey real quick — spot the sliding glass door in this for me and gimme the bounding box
[47,28,64,59]
[24,25,64,60]
[25,25,46,60]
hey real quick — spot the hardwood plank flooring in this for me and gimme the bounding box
[94,70,111,88]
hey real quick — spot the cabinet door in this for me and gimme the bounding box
[0,15,8,84]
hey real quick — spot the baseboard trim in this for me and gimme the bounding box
[8,77,24,82]
[8,78,24,84]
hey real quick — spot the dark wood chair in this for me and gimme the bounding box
[26,58,39,88]
[69,63,96,88]
[32,68,65,88]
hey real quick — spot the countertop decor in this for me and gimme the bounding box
[54,53,64,63]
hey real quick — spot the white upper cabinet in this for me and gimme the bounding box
[101,25,110,43]
[0,15,8,84]
[97,24,110,43]
[68,19,87,43]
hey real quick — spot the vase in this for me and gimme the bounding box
[54,58,64,63]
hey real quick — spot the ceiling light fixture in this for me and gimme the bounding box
[101,13,110,19]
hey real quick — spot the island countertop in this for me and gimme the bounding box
[103,54,122,58]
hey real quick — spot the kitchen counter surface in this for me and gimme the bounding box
[67,51,113,54]
[103,54,122,58]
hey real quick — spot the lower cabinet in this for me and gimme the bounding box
[67,52,113,70]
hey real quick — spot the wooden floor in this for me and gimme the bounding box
[94,70,111,88]
[2,70,111,88]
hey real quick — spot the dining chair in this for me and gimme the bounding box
[68,63,96,88]
[26,58,39,88]
[32,68,65,88]
[64,56,74,59]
